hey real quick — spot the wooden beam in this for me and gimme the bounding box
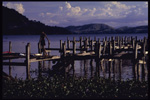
[26,43,31,80]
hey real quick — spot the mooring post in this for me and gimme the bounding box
[91,40,93,51]
[48,40,50,52]
[73,37,76,55]
[98,42,102,59]
[109,41,112,55]
[38,42,41,53]
[122,36,124,46]
[103,41,106,55]
[132,39,135,49]
[67,37,70,49]
[38,42,42,72]
[9,41,12,76]
[112,40,115,54]
[119,38,121,49]
[88,37,91,45]
[80,37,82,49]
[134,42,138,59]
[63,41,66,57]
[94,42,97,56]
[84,38,88,51]
[108,37,110,42]
[98,38,101,43]
[111,36,114,42]
[117,36,119,46]
[48,40,51,69]
[142,42,146,57]
[60,40,62,55]
[26,43,31,80]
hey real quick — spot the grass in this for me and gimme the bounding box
[2,75,148,99]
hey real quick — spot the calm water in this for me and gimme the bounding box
[3,33,148,80]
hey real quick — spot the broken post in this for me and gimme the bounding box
[62,41,66,57]
[26,43,31,80]
[9,41,12,76]
[73,37,76,55]
[67,37,70,49]
[134,42,138,59]
[80,37,82,49]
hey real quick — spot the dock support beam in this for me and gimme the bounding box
[9,41,12,76]
[73,37,76,55]
[26,43,31,80]
[134,43,138,59]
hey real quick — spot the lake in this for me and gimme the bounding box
[2,33,148,81]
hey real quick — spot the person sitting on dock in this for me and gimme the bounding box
[39,32,49,57]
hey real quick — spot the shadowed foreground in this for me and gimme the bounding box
[2,75,148,99]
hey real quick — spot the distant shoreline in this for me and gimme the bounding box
[2,33,148,35]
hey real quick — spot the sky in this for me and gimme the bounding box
[2,1,148,28]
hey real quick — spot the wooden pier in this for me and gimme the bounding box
[3,36,148,80]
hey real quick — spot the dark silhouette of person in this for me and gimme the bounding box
[39,32,49,57]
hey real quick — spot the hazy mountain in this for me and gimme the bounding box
[66,24,148,34]
[116,26,148,33]
[66,24,116,34]
[2,6,72,35]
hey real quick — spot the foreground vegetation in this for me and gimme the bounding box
[2,75,148,99]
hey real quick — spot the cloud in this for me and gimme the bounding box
[38,2,148,27]
[4,2,25,14]
[49,20,59,25]
[65,2,71,9]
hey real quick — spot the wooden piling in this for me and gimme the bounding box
[26,43,31,80]
[63,42,66,57]
[112,40,115,54]
[73,37,76,55]
[88,37,91,45]
[103,41,106,55]
[9,41,12,76]
[132,39,135,49]
[134,43,138,59]
[109,42,112,55]
[84,38,88,51]
[67,37,70,49]
[48,40,51,69]
[91,40,93,50]
[98,43,102,59]
[38,42,41,53]
[80,37,82,49]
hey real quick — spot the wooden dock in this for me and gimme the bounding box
[3,36,148,80]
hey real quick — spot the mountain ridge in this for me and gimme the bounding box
[65,24,148,34]
[2,6,72,35]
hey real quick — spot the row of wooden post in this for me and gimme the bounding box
[6,36,147,80]
[61,36,147,59]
